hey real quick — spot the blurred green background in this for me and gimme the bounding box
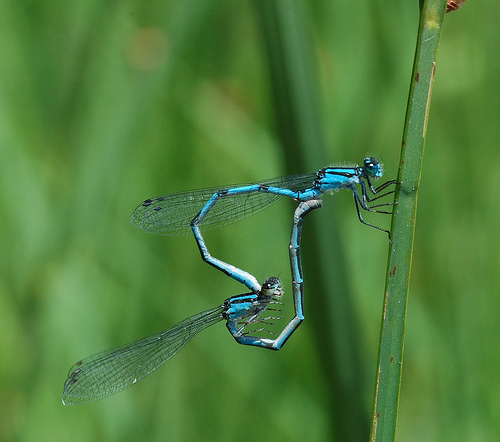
[1,0,499,440]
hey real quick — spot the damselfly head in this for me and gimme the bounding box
[261,277,283,299]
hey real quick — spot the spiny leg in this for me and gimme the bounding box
[353,193,393,238]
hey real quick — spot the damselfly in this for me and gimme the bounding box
[131,158,396,292]
[63,277,283,405]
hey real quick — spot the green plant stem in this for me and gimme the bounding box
[370,0,448,440]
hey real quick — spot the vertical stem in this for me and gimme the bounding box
[370,1,447,440]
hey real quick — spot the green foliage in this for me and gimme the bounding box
[0,0,498,440]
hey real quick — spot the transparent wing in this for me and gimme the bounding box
[130,173,318,236]
[62,305,224,405]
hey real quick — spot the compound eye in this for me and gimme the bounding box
[363,157,381,177]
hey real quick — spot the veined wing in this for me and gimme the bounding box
[62,305,223,405]
[130,172,318,236]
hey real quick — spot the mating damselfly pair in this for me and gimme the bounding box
[63,158,396,405]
